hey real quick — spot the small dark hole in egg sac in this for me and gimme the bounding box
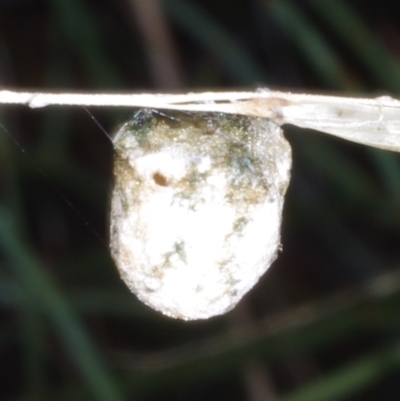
[204,128,217,136]
[153,172,169,186]
[203,121,217,135]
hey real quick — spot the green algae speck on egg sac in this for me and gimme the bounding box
[110,110,292,320]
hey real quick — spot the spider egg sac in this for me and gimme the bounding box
[110,110,292,320]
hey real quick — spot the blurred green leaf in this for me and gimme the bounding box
[164,0,266,84]
[303,0,400,92]
[0,209,126,401]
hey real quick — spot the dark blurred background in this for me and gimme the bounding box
[1,0,400,400]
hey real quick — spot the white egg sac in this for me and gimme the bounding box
[110,110,292,320]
